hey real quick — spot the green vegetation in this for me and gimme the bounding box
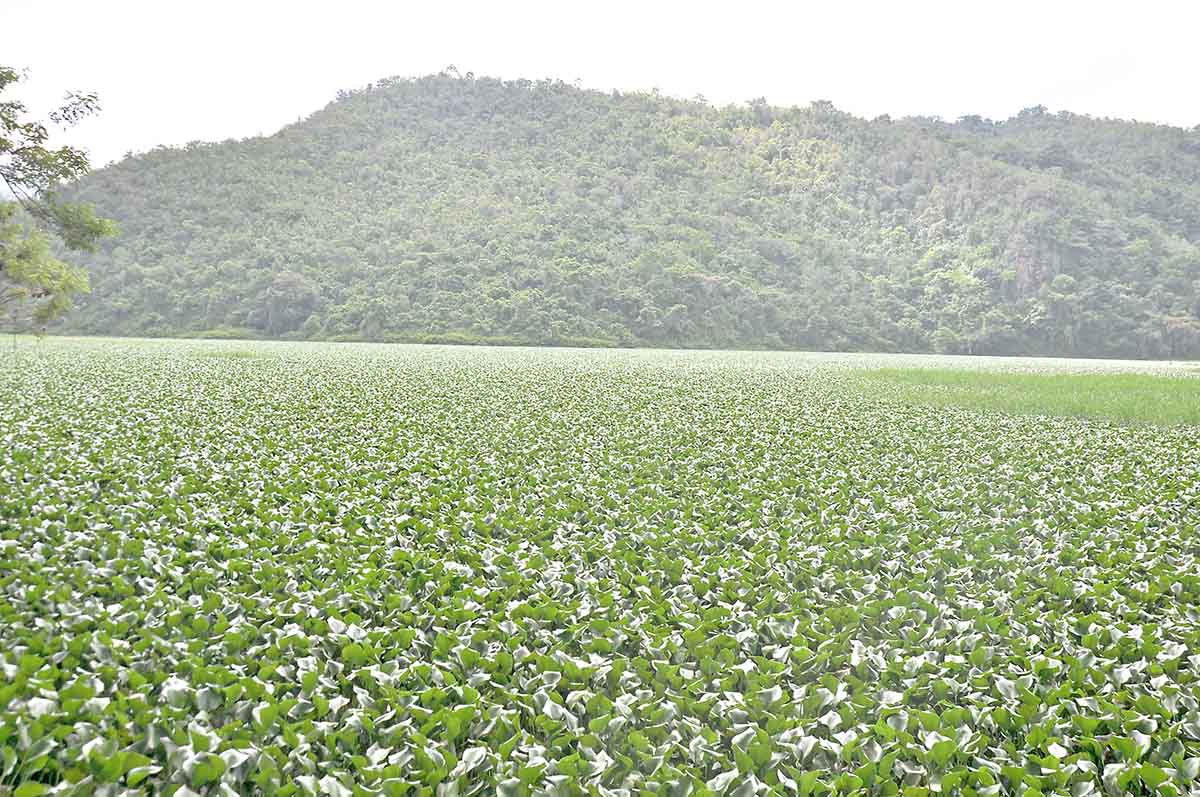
[3,338,1200,795]
[0,66,116,328]
[54,72,1200,358]
[857,367,1200,426]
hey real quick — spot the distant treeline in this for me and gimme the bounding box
[59,72,1200,357]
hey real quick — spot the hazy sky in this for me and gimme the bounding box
[4,0,1197,166]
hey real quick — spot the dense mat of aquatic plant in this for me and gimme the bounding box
[2,339,1199,797]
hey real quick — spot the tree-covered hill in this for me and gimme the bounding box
[58,72,1200,357]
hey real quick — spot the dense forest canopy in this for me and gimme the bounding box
[57,72,1200,357]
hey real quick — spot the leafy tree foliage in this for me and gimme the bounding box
[60,72,1200,357]
[0,66,116,326]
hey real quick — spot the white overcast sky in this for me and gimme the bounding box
[3,0,1197,167]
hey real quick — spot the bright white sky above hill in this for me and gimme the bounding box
[4,0,1197,167]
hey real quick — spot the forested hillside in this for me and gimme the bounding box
[58,72,1200,357]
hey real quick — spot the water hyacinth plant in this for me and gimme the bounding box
[1,338,1199,797]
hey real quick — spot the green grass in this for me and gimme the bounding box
[858,366,1200,425]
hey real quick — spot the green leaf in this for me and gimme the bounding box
[189,752,227,786]
[128,765,163,786]
[15,784,50,797]
[708,770,740,795]
[1140,765,1169,789]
